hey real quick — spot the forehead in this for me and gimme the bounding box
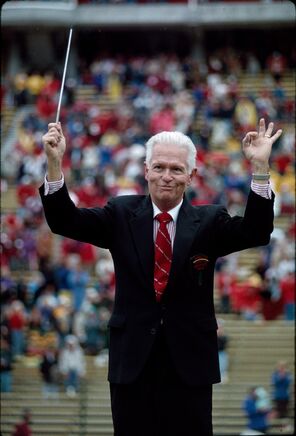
[151,142,188,164]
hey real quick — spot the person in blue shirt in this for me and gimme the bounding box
[242,386,270,434]
[271,360,292,419]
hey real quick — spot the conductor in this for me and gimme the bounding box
[40,118,281,435]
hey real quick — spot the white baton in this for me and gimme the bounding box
[56,28,73,124]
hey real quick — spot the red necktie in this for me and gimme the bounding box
[154,212,172,302]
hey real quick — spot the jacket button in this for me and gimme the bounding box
[150,328,156,335]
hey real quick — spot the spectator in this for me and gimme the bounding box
[13,72,28,107]
[58,334,86,397]
[271,360,292,419]
[52,293,73,347]
[234,96,257,130]
[0,337,13,392]
[242,386,270,434]
[26,70,45,103]
[73,287,102,353]
[231,272,263,321]
[149,103,175,134]
[266,51,287,83]
[36,91,56,120]
[66,254,90,312]
[255,386,271,416]
[7,300,27,358]
[35,290,59,334]
[217,320,229,383]
[12,408,32,436]
[245,52,261,75]
[39,344,59,399]
[279,271,295,321]
[215,263,234,313]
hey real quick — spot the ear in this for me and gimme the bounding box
[144,162,149,181]
[187,168,197,185]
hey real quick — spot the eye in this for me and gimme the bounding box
[172,167,183,173]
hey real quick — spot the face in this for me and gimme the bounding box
[145,142,196,211]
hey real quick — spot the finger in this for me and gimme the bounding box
[242,134,253,148]
[258,118,266,136]
[48,128,62,139]
[271,129,283,143]
[265,122,274,138]
[48,122,59,129]
[56,122,63,134]
[43,132,59,147]
[242,135,248,144]
[48,122,63,134]
[47,128,60,141]
[243,132,258,143]
[47,128,58,138]
[47,125,63,144]
[45,131,60,143]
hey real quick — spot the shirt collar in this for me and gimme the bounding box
[152,199,183,223]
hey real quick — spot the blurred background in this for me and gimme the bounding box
[1,0,295,435]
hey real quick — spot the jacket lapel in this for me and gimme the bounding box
[167,197,201,289]
[129,196,155,291]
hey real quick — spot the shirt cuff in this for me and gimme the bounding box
[251,180,272,200]
[44,173,64,196]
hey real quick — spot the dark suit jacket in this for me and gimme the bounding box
[40,184,274,386]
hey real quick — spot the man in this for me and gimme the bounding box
[40,119,281,435]
[271,360,292,419]
[242,386,270,434]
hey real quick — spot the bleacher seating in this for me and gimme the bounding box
[0,320,294,435]
[1,106,15,140]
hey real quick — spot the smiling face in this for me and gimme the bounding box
[145,142,196,211]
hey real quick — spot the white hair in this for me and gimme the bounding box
[145,131,197,173]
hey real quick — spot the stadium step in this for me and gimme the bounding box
[1,320,294,436]
[1,106,15,139]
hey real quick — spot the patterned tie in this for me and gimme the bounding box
[154,212,173,302]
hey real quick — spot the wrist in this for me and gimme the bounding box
[251,163,270,174]
[47,161,62,182]
[252,175,270,184]
[251,163,270,184]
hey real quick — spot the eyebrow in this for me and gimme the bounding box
[151,160,186,168]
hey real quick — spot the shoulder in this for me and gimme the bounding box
[110,195,147,207]
[189,202,227,219]
[108,194,150,213]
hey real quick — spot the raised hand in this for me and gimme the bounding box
[42,122,66,181]
[242,118,282,173]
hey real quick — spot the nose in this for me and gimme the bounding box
[162,169,173,181]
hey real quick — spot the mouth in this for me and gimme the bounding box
[160,186,173,190]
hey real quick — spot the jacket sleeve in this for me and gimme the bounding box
[213,189,274,258]
[39,182,114,249]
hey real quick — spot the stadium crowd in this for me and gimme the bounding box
[1,47,294,415]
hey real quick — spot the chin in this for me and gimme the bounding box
[157,195,176,207]
[158,193,173,201]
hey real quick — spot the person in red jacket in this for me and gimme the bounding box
[12,409,32,436]
[7,301,27,358]
[280,271,295,321]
